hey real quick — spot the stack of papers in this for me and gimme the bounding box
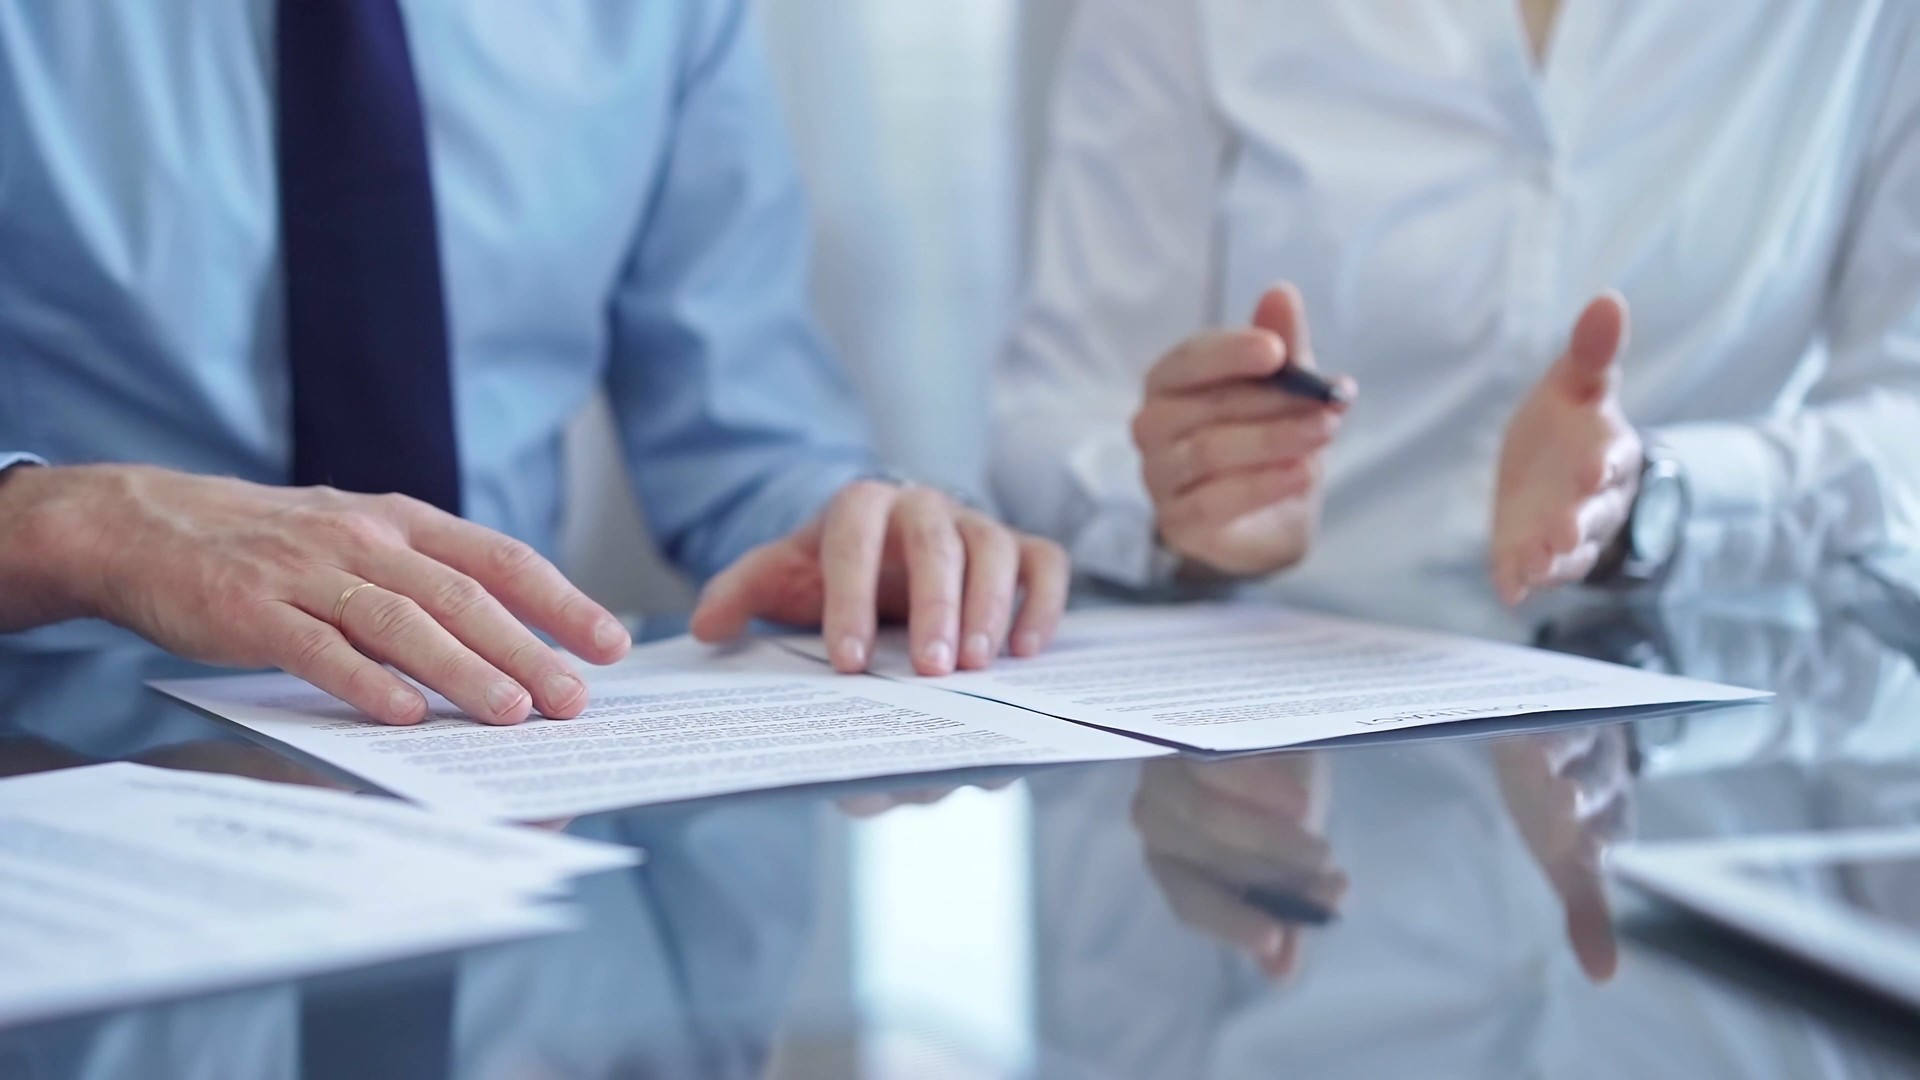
[0,763,636,1027]
[151,604,1769,822]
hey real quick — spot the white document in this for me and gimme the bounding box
[151,640,1163,822]
[783,604,1770,752]
[0,763,636,1027]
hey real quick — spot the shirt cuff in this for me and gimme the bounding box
[1652,421,1788,590]
[1652,422,1781,522]
[0,453,47,476]
[1061,429,1171,589]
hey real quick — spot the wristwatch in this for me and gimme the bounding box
[1585,448,1690,589]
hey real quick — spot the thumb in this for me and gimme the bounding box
[1554,291,1630,399]
[1559,869,1620,983]
[1252,282,1315,370]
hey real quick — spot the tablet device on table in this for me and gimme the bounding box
[1613,828,1920,1009]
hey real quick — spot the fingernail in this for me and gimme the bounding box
[837,636,868,669]
[543,673,585,710]
[487,680,527,718]
[594,619,630,653]
[388,688,424,723]
[920,639,954,674]
[1013,630,1042,657]
[963,632,992,667]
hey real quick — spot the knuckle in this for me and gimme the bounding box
[340,661,392,707]
[286,623,339,672]
[309,508,389,551]
[364,594,425,640]
[837,478,896,514]
[915,594,962,624]
[208,560,274,615]
[371,492,419,518]
[504,636,554,674]
[430,574,493,620]
[486,537,544,580]
[898,485,949,517]
[1023,536,1069,573]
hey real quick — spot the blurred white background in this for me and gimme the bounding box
[560,0,1074,616]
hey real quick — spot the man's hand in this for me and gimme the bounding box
[1133,284,1352,578]
[687,481,1069,675]
[0,465,630,726]
[1131,754,1344,979]
[1492,293,1644,605]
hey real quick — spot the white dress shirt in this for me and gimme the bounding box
[995,0,1920,601]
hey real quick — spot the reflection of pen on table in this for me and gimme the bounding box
[1268,364,1353,407]
[1242,885,1337,926]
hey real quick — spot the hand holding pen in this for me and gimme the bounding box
[1132,282,1356,578]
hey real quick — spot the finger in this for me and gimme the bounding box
[1263,926,1304,979]
[1560,869,1620,982]
[1554,292,1630,401]
[1160,463,1314,536]
[1147,855,1293,964]
[1010,536,1069,657]
[356,546,589,719]
[893,489,964,675]
[1145,329,1287,395]
[957,517,1019,670]
[398,500,629,664]
[1132,384,1329,452]
[325,580,532,725]
[1251,282,1315,369]
[819,481,898,672]
[690,541,784,644]
[1143,413,1340,499]
[255,600,427,726]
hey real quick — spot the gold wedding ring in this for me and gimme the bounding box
[331,581,378,627]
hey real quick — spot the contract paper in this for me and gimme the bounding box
[783,604,1770,752]
[151,640,1163,822]
[0,763,636,1026]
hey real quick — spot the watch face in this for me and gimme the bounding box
[1631,472,1687,566]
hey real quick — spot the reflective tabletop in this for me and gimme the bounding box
[4,572,1920,1080]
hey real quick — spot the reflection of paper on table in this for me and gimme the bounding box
[0,763,635,1027]
[151,640,1163,822]
[782,604,1770,752]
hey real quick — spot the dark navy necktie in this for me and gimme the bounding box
[276,0,463,514]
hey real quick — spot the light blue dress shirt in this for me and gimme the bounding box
[0,1,874,599]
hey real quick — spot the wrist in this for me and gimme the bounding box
[0,464,121,629]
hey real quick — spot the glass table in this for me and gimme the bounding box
[3,572,1919,1079]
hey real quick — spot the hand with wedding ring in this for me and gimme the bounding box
[0,464,630,725]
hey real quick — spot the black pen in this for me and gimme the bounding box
[1268,365,1352,407]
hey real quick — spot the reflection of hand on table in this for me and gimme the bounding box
[1494,725,1634,982]
[1130,754,1345,978]
[0,737,94,779]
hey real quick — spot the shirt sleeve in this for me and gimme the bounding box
[602,0,876,583]
[1655,24,1920,592]
[0,453,46,475]
[991,0,1227,589]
